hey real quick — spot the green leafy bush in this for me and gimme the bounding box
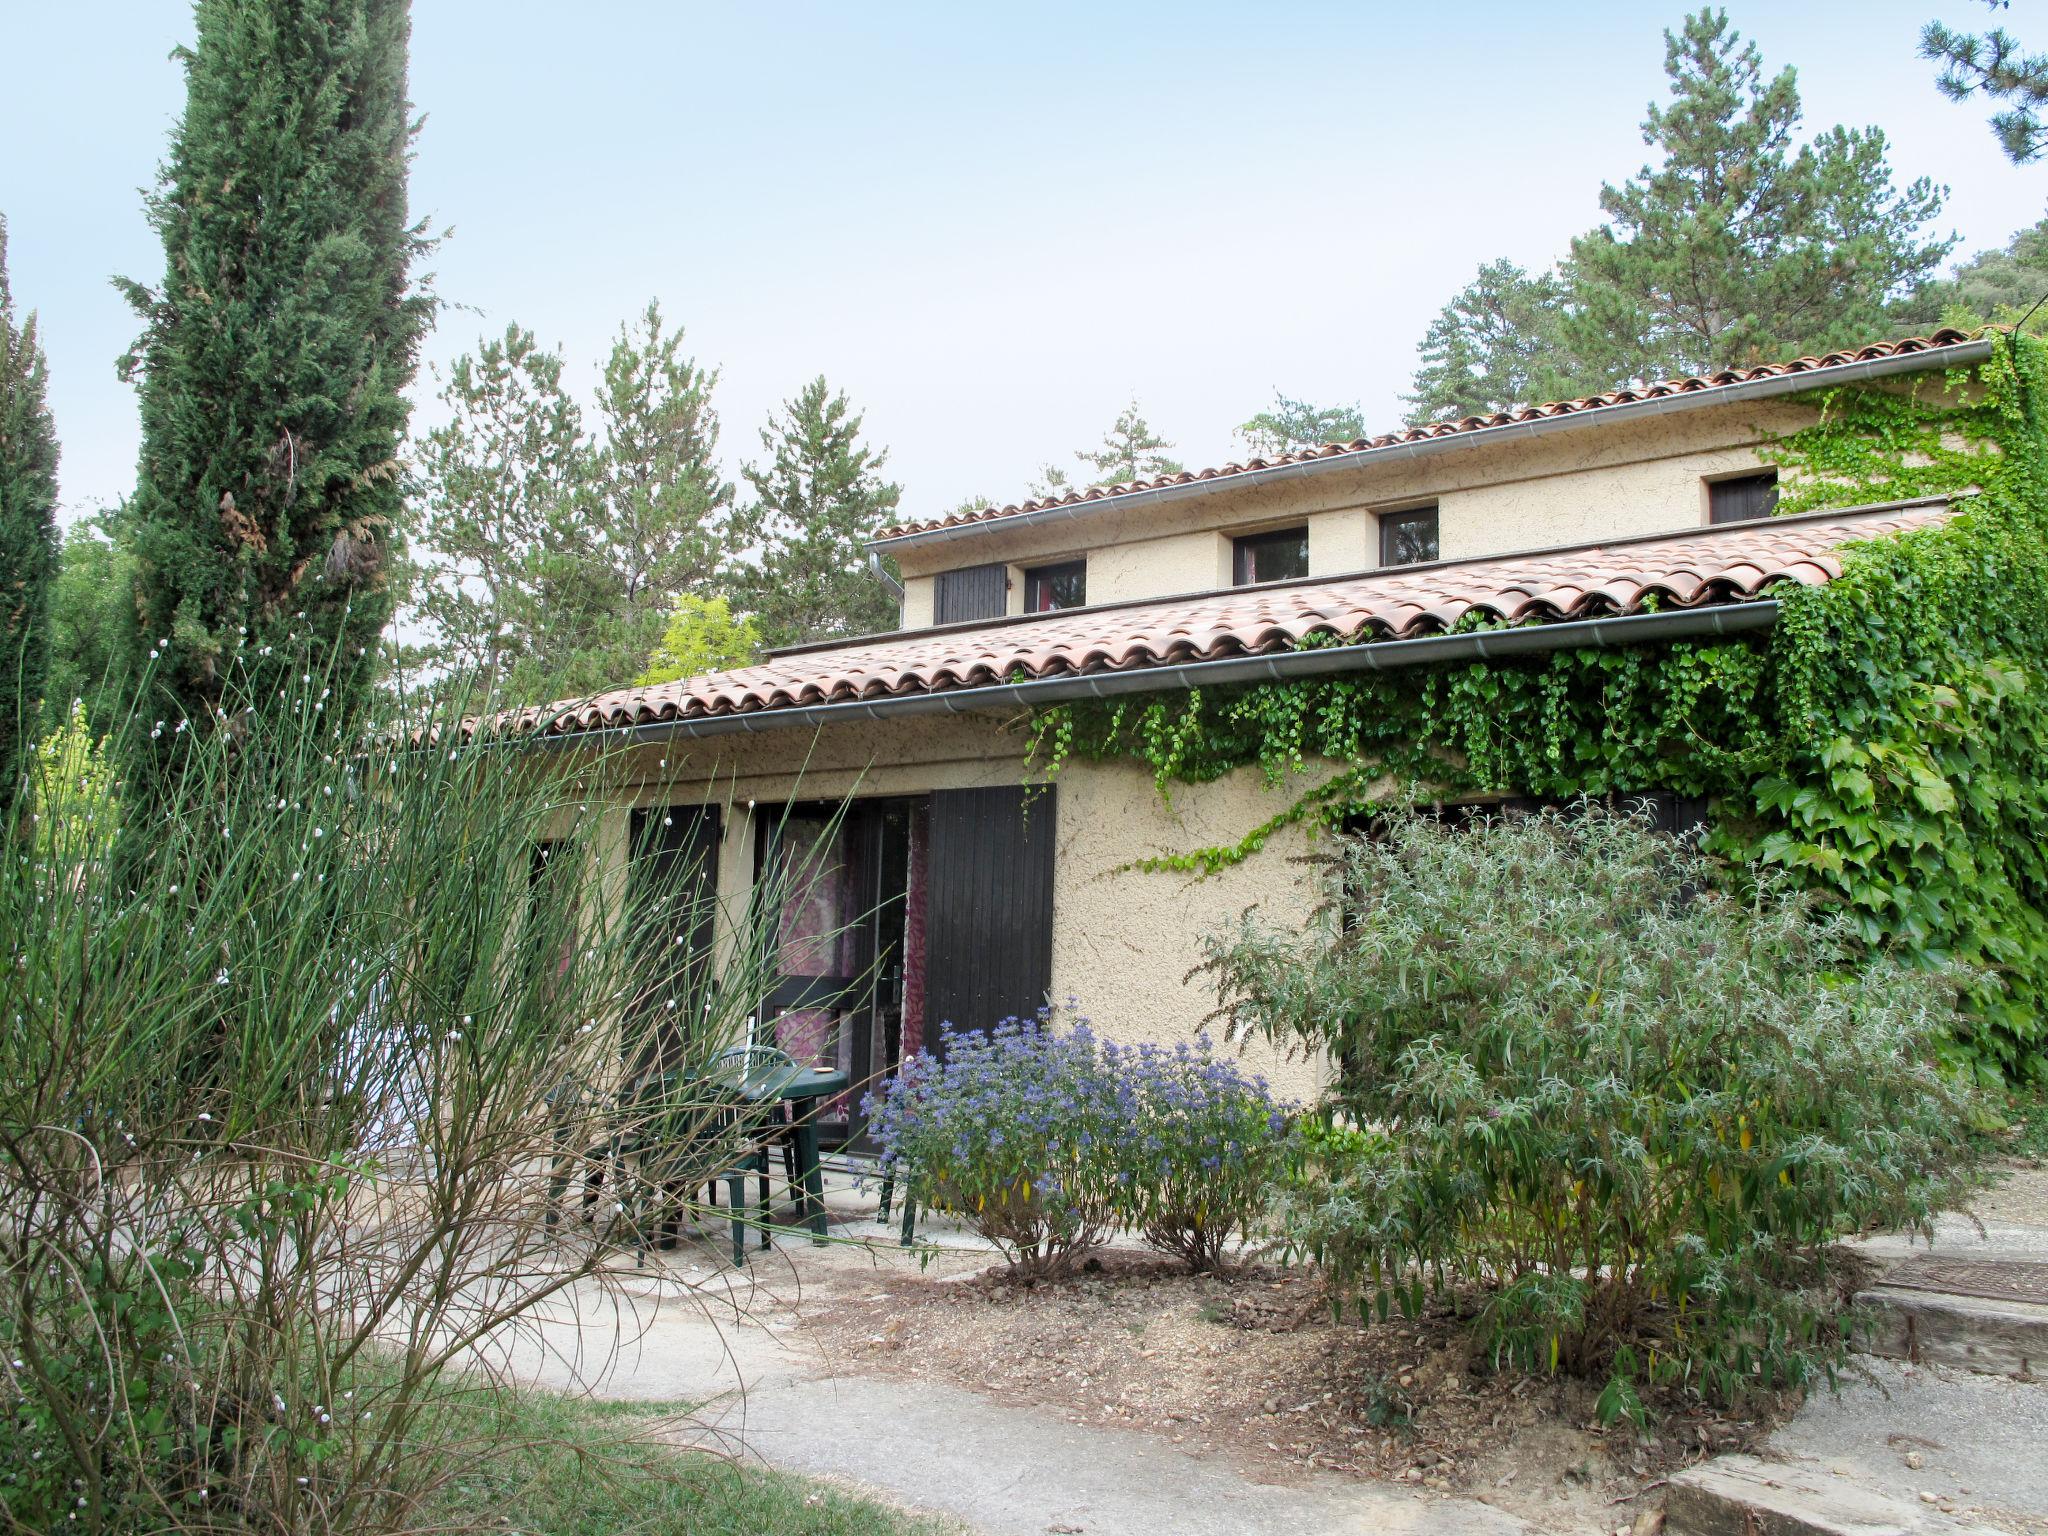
[1203,802,1984,1412]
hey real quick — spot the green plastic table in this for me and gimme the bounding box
[726,1061,848,1242]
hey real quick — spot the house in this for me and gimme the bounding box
[498,325,2019,1125]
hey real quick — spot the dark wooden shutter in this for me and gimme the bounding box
[923,785,1055,1058]
[628,803,721,1070]
[1708,472,1779,524]
[934,563,1009,624]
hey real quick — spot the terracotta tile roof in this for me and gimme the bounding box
[872,329,1978,543]
[500,500,1953,739]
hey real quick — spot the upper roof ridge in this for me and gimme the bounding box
[872,328,1982,544]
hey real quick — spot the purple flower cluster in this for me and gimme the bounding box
[864,1005,1291,1273]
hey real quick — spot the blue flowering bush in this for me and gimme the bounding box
[865,1008,1290,1275]
[1103,1038,1290,1271]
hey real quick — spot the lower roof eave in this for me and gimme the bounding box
[535,598,1781,752]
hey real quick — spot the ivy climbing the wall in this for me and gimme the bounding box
[1028,334,2048,1079]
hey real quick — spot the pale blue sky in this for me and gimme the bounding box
[4,2,2043,530]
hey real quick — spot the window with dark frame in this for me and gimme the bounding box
[1378,504,1440,567]
[1708,471,1779,524]
[1232,526,1309,586]
[1023,559,1087,612]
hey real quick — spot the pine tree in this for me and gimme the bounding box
[1566,10,1952,379]
[1923,15,2048,164]
[1405,10,1953,417]
[576,302,736,687]
[1076,400,1183,486]
[115,0,434,795]
[412,325,589,695]
[1404,261,1598,423]
[0,216,60,824]
[735,378,902,649]
[411,306,743,702]
[1236,393,1367,457]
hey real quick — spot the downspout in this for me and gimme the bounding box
[537,600,1779,749]
[866,548,904,601]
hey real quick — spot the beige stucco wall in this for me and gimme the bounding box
[888,396,1827,620]
[1048,755,1331,1103]
[901,575,934,629]
[565,713,1334,1103]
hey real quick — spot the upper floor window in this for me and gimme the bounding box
[1379,504,1440,567]
[1708,471,1779,525]
[1024,560,1087,612]
[934,562,1008,624]
[1232,526,1309,586]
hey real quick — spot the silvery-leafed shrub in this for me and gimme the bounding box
[1201,799,1984,1419]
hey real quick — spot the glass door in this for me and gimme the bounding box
[754,800,915,1146]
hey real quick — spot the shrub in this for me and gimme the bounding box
[1202,801,1985,1414]
[865,1012,1127,1277]
[0,651,802,1535]
[1105,1039,1288,1272]
[865,1010,1289,1275]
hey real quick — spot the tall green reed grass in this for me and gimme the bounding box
[2,645,817,1534]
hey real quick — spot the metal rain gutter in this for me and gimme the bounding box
[868,339,1995,554]
[540,600,1780,750]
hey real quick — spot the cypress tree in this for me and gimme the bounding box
[0,216,61,825]
[116,0,434,795]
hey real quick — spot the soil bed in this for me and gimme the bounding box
[806,1248,1799,1533]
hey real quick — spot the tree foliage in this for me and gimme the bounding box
[1025,399,1184,501]
[637,594,760,685]
[1923,8,2048,164]
[1076,398,1183,485]
[1235,393,1367,457]
[114,0,435,801]
[584,301,736,674]
[1905,211,2048,334]
[44,520,133,745]
[0,215,59,825]
[733,377,902,649]
[412,324,591,696]
[1569,11,1951,378]
[1406,9,1952,421]
[411,316,902,696]
[1404,261,1592,423]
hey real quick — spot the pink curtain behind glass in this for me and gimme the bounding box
[772,819,849,1068]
